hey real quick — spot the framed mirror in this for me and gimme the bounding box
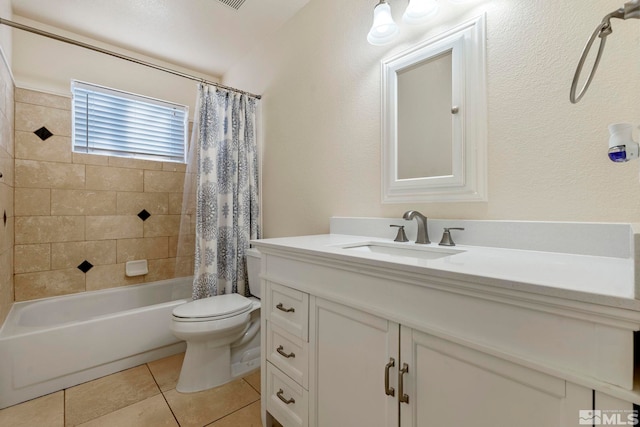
[382,15,487,203]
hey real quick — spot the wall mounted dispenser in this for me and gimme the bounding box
[608,123,639,162]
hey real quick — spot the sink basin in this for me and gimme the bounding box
[339,242,463,261]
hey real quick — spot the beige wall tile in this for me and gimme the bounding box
[108,156,162,170]
[86,216,143,240]
[75,395,177,427]
[15,268,85,301]
[15,188,51,216]
[117,237,169,263]
[65,365,159,426]
[85,264,144,291]
[116,192,168,215]
[162,162,187,172]
[51,190,116,215]
[169,234,195,258]
[145,258,176,282]
[0,390,64,427]
[0,250,13,325]
[14,244,51,273]
[163,379,259,427]
[168,192,184,215]
[15,131,72,163]
[174,256,194,278]
[15,159,85,189]
[15,216,84,244]
[144,215,181,237]
[0,216,13,256]
[85,166,143,192]
[51,241,116,270]
[73,153,109,166]
[0,181,13,220]
[15,102,71,136]
[16,88,71,110]
[144,170,185,193]
[0,146,14,186]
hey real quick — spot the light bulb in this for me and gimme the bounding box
[403,0,439,25]
[367,1,399,46]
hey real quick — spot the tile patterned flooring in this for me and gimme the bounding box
[0,352,264,427]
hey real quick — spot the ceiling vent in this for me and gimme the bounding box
[217,0,246,10]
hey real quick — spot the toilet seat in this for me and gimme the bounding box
[172,294,253,322]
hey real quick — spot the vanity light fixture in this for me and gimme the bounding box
[368,0,475,45]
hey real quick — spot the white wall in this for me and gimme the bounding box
[224,0,640,238]
[11,16,220,118]
[0,0,11,61]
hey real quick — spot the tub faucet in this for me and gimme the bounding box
[402,210,430,244]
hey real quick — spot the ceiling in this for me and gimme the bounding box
[10,0,311,78]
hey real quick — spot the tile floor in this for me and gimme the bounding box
[0,352,266,427]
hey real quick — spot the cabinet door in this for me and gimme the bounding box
[400,327,591,427]
[309,298,399,427]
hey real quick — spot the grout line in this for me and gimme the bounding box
[242,376,261,395]
[145,363,182,426]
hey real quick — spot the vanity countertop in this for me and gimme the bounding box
[252,234,639,311]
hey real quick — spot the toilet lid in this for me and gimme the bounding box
[172,294,252,319]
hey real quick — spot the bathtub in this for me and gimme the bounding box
[0,277,193,409]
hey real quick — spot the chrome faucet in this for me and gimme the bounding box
[402,210,430,244]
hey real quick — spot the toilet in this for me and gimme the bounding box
[170,248,261,393]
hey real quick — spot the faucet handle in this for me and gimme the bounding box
[390,225,409,242]
[439,228,465,246]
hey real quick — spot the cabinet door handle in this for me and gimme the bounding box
[384,358,395,397]
[276,388,296,405]
[276,345,296,358]
[276,303,295,313]
[399,363,409,404]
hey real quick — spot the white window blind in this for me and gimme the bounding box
[72,80,188,163]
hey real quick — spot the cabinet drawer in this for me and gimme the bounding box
[268,282,309,341]
[267,322,309,388]
[266,362,308,427]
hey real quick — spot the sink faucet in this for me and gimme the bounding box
[402,210,430,244]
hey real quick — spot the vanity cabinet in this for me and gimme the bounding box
[309,297,590,427]
[256,241,640,427]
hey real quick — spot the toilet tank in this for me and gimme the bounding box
[246,248,261,299]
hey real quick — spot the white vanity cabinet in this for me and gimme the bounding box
[256,239,640,427]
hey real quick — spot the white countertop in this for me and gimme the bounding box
[252,234,639,310]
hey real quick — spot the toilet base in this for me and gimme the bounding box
[176,341,232,393]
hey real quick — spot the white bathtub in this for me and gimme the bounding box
[0,277,193,409]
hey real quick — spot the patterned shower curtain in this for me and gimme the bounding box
[191,84,260,299]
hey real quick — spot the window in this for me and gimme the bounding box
[72,80,188,163]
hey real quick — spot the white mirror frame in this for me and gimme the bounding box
[382,15,487,203]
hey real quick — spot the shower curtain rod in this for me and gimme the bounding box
[0,17,261,100]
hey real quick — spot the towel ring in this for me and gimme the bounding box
[570,21,609,104]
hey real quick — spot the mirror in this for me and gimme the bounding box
[382,15,487,203]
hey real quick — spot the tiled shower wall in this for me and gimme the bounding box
[0,53,14,323]
[13,88,194,302]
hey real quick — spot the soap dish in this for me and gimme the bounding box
[125,260,148,277]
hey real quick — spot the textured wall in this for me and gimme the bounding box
[13,88,193,301]
[224,0,640,238]
[0,49,13,322]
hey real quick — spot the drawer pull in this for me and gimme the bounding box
[399,363,409,404]
[384,358,395,397]
[276,303,295,313]
[276,345,296,358]
[277,388,296,405]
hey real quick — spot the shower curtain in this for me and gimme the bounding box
[184,84,260,299]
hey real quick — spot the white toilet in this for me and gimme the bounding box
[170,248,261,393]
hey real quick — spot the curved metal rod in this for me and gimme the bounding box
[570,22,609,104]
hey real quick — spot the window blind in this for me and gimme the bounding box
[72,80,188,163]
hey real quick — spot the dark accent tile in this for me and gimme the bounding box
[137,209,151,221]
[34,126,53,141]
[2,210,6,226]
[77,260,94,273]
